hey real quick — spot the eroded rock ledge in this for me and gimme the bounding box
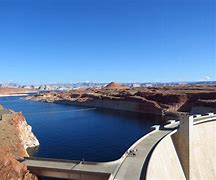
[25,84,216,120]
[0,105,39,180]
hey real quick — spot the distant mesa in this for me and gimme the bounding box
[104,82,128,90]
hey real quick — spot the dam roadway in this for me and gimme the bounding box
[20,113,216,180]
[20,157,118,180]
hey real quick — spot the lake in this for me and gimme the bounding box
[0,96,157,162]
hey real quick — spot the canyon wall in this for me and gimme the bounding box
[25,84,216,120]
[55,97,163,115]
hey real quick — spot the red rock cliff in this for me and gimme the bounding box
[25,84,216,119]
[0,107,39,180]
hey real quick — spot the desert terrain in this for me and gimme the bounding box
[25,82,216,121]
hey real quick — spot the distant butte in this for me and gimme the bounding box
[104,82,128,90]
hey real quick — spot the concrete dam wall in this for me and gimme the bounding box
[146,118,216,180]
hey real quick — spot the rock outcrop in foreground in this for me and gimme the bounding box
[0,148,37,180]
[25,83,216,120]
[0,105,39,180]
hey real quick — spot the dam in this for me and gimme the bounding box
[19,113,216,180]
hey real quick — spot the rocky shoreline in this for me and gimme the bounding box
[0,105,39,180]
[25,83,216,121]
[0,87,36,97]
[0,94,29,97]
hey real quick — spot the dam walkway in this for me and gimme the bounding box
[20,157,119,180]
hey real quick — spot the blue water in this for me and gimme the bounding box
[0,96,157,162]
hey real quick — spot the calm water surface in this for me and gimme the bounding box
[0,96,156,162]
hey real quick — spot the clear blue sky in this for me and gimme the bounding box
[0,0,215,84]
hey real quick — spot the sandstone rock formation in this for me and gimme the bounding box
[25,84,216,120]
[10,113,39,150]
[0,148,38,180]
[104,82,128,90]
[0,106,39,180]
